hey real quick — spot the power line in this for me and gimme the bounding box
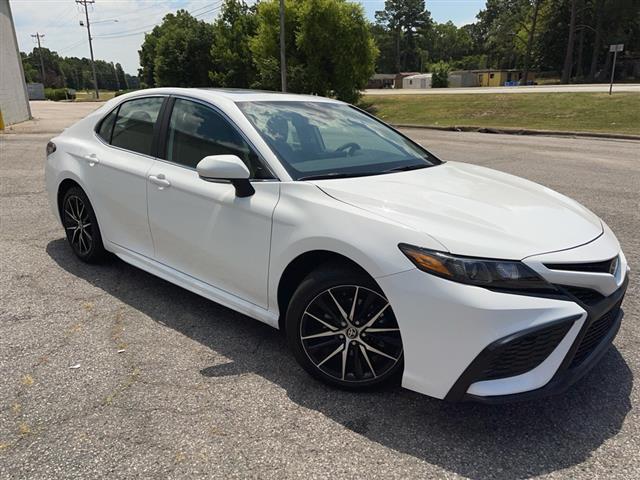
[58,39,89,55]
[93,3,224,40]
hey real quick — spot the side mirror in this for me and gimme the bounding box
[196,155,255,197]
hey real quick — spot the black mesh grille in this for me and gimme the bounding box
[478,321,573,381]
[545,258,617,273]
[569,302,622,368]
[559,285,605,305]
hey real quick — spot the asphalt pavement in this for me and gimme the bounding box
[1,102,638,479]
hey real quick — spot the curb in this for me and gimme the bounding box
[392,124,640,141]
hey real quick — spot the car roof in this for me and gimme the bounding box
[121,87,344,104]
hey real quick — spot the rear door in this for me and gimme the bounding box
[89,96,166,257]
[146,97,280,308]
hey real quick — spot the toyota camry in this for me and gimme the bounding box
[45,88,629,402]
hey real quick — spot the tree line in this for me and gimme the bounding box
[21,47,139,92]
[371,0,639,83]
[139,0,639,101]
[21,0,639,102]
[139,0,376,103]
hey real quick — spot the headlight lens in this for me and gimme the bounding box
[398,243,553,292]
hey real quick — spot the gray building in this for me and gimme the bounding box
[0,0,31,127]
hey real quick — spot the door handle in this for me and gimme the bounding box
[149,174,171,189]
[83,153,100,166]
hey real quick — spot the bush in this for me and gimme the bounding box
[430,62,450,88]
[44,88,76,101]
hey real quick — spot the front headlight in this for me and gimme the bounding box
[398,243,554,292]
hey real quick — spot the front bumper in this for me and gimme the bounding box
[378,235,629,402]
[450,275,627,403]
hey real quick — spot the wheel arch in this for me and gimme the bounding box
[276,249,376,331]
[57,178,83,219]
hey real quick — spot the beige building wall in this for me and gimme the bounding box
[0,0,31,126]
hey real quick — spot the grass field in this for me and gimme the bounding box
[75,90,117,102]
[364,92,640,135]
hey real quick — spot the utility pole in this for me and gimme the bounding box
[76,0,99,99]
[31,32,46,86]
[279,0,286,92]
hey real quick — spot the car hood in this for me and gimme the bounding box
[313,161,603,260]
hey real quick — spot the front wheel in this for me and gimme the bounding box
[286,266,404,389]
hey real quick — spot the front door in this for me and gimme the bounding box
[146,97,279,309]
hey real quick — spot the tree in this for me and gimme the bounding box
[251,0,377,103]
[430,61,450,87]
[430,21,474,62]
[138,10,215,88]
[522,0,542,84]
[375,0,432,72]
[115,63,129,90]
[209,0,258,88]
[138,27,159,88]
[561,0,578,83]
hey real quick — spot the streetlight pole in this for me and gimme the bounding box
[76,0,99,99]
[279,0,287,92]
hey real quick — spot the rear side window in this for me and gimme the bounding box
[97,108,117,142]
[111,97,164,156]
[165,98,273,179]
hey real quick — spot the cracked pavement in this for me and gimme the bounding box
[0,102,638,479]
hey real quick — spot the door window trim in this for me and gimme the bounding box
[157,94,279,181]
[93,94,170,161]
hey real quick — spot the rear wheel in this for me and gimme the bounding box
[286,265,403,389]
[61,186,106,263]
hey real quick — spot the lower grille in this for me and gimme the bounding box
[569,301,622,368]
[478,321,573,381]
[559,285,605,305]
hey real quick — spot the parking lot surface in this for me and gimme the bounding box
[1,102,638,479]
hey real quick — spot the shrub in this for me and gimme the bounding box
[44,88,76,101]
[430,62,450,88]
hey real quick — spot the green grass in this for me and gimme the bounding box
[363,92,640,135]
[75,90,117,102]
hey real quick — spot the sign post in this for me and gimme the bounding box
[609,44,624,95]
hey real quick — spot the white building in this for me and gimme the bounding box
[402,73,432,89]
[0,0,31,127]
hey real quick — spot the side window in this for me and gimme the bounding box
[96,108,117,143]
[111,97,164,156]
[166,98,273,179]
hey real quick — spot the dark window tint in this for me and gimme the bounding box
[97,108,117,142]
[166,98,273,179]
[111,97,164,156]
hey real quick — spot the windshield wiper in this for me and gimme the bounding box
[298,171,380,181]
[298,163,430,181]
[382,164,429,173]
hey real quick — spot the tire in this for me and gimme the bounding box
[60,186,106,263]
[286,264,404,390]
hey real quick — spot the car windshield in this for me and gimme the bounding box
[236,101,441,180]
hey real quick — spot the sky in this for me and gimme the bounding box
[10,0,486,76]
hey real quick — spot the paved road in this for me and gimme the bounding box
[364,83,640,95]
[1,103,638,479]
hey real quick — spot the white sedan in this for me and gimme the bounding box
[45,88,629,402]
